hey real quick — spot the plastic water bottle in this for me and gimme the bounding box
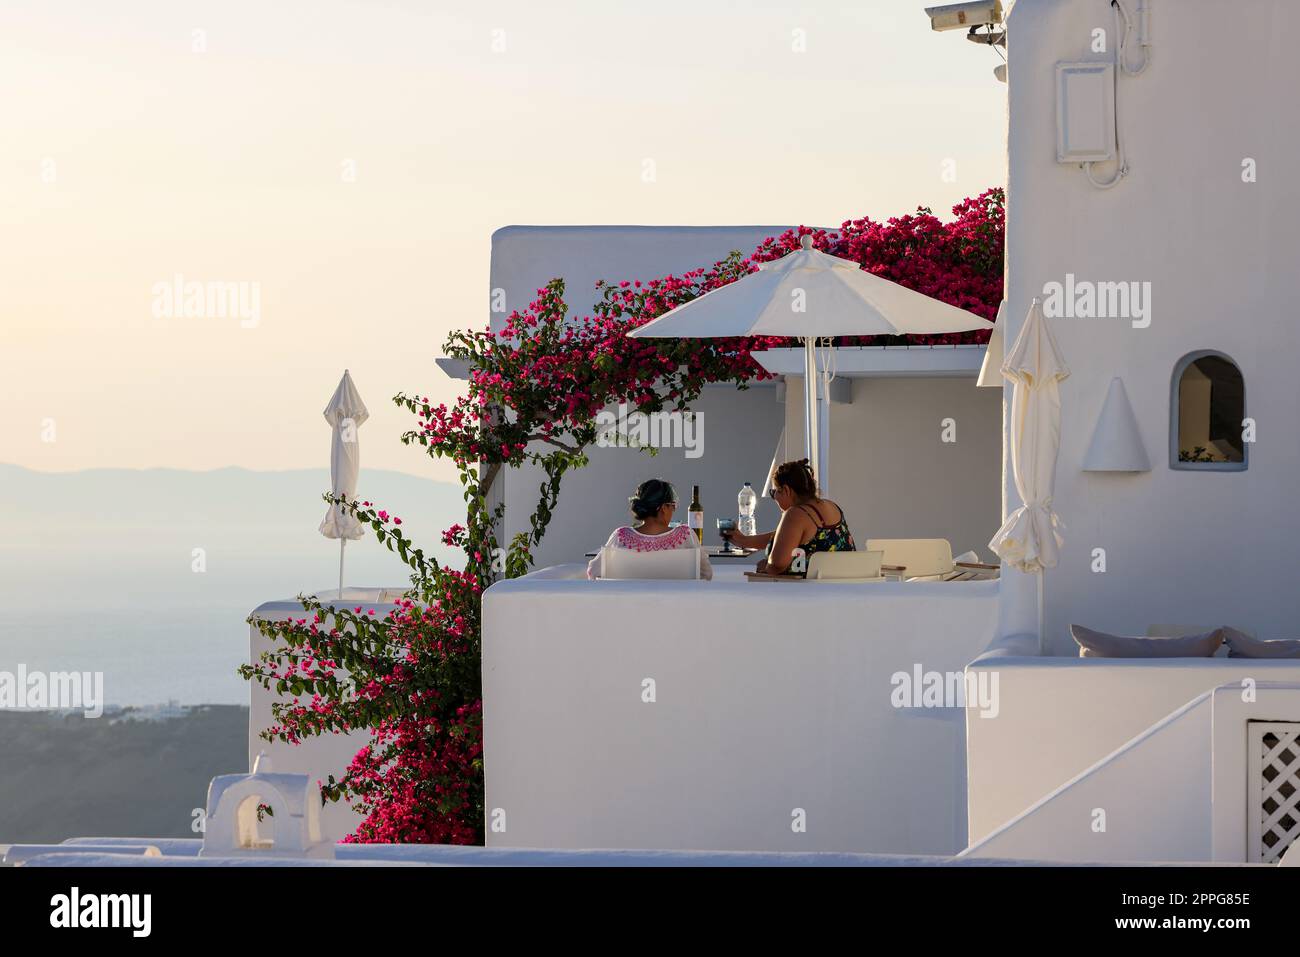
[738,482,756,537]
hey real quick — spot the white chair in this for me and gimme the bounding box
[943,550,1001,581]
[805,551,885,582]
[598,545,700,580]
[865,538,954,581]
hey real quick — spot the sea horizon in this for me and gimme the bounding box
[0,462,464,707]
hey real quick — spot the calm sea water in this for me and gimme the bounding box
[0,465,461,706]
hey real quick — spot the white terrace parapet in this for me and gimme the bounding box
[482,565,998,855]
[249,588,408,841]
[965,636,1300,855]
[24,836,1198,867]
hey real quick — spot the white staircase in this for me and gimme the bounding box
[962,682,1300,863]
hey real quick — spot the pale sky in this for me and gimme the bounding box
[2,0,1005,482]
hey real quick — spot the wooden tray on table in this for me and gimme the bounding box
[744,564,907,582]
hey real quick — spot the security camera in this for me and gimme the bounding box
[924,1,1003,32]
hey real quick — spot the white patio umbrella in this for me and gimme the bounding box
[319,370,369,598]
[988,298,1070,645]
[629,235,988,494]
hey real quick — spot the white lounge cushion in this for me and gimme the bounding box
[1222,626,1300,659]
[1072,624,1223,658]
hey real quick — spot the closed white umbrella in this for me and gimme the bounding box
[988,298,1069,645]
[761,426,786,498]
[630,235,988,493]
[976,299,1006,387]
[320,369,369,598]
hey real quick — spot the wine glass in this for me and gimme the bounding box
[716,517,737,554]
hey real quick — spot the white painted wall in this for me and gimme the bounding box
[784,373,1003,559]
[482,568,998,854]
[1003,0,1300,652]
[964,634,1300,846]
[488,225,789,335]
[503,384,787,570]
[1210,684,1300,862]
[967,680,1300,863]
[963,692,1214,862]
[249,592,406,842]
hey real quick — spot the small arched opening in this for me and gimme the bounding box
[1170,351,1247,471]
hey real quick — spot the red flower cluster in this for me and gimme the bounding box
[341,701,484,846]
[749,187,1003,341]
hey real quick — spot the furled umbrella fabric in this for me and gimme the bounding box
[976,299,1006,388]
[320,370,369,595]
[989,298,1069,573]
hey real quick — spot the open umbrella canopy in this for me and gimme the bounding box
[629,236,989,340]
[628,235,989,492]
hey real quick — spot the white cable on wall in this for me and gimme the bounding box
[1083,0,1151,189]
[1116,0,1152,76]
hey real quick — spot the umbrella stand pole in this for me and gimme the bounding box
[339,538,345,600]
[1037,570,1045,654]
[803,337,820,483]
[818,356,831,497]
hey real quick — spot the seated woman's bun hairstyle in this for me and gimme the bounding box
[629,478,677,521]
[772,458,818,498]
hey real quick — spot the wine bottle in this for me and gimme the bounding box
[688,485,704,544]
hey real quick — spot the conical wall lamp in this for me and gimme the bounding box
[1083,377,1150,472]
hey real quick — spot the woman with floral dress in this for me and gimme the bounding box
[587,478,713,580]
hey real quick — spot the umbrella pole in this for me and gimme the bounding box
[339,538,345,600]
[803,337,820,483]
[1036,570,1045,654]
[818,346,831,497]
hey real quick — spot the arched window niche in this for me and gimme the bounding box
[1170,350,1247,471]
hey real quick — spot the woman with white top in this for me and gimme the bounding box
[586,478,713,580]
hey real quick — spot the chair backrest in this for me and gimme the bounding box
[806,550,884,582]
[598,545,700,581]
[865,539,953,580]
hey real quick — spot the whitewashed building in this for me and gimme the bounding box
[477,0,1300,866]
[18,0,1300,868]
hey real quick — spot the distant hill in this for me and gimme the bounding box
[0,706,252,843]
[1,462,466,551]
